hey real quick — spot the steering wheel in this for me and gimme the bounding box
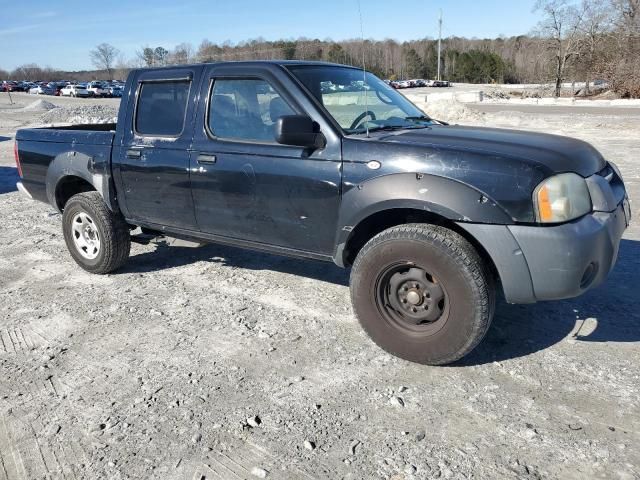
[350,110,377,130]
[375,89,394,105]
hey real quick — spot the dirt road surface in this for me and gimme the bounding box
[0,92,638,479]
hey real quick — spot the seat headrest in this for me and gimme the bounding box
[269,97,290,123]
[212,95,237,116]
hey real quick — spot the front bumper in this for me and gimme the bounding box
[458,196,630,304]
[509,198,629,301]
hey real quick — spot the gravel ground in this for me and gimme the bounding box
[0,92,639,480]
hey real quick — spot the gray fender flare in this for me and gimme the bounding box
[45,150,115,212]
[333,173,513,265]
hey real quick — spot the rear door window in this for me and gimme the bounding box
[135,80,191,136]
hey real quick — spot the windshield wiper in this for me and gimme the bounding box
[405,115,449,125]
[404,115,432,122]
[348,122,433,135]
[363,124,431,133]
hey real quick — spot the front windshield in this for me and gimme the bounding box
[287,65,433,134]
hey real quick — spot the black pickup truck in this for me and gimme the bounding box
[15,61,631,365]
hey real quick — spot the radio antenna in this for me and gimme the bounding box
[357,0,369,138]
[437,9,443,81]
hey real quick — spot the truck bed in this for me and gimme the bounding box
[16,123,117,144]
[16,124,116,204]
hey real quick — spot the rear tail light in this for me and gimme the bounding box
[14,141,23,178]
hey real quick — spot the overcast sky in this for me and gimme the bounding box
[0,0,540,71]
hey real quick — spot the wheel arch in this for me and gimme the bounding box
[334,173,512,269]
[338,207,499,283]
[45,150,117,212]
[54,175,96,211]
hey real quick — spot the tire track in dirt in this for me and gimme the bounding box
[189,435,325,480]
[0,328,36,355]
[0,410,89,480]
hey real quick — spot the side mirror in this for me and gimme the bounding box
[275,115,326,149]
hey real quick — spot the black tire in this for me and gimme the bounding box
[62,192,130,274]
[350,223,495,365]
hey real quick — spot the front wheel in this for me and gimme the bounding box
[350,224,495,365]
[62,192,131,274]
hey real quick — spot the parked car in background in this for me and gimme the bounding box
[48,82,67,96]
[29,85,55,95]
[60,84,91,97]
[106,85,124,97]
[2,81,20,92]
[87,81,108,97]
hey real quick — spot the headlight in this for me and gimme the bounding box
[534,173,592,223]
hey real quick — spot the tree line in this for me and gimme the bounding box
[2,0,638,97]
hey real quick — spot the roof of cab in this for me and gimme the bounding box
[133,60,360,73]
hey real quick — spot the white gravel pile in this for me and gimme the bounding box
[424,99,485,124]
[37,105,118,125]
[483,89,511,100]
[22,99,58,111]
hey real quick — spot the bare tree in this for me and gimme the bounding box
[603,0,640,96]
[11,64,44,81]
[170,43,193,65]
[154,47,169,66]
[576,0,613,93]
[534,0,587,96]
[90,43,120,79]
[136,46,156,67]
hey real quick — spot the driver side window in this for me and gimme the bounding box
[208,78,295,143]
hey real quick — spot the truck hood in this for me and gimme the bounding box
[342,125,607,223]
[381,124,605,177]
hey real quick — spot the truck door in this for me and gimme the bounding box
[113,68,198,230]
[189,64,343,255]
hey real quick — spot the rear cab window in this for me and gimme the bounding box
[135,80,191,137]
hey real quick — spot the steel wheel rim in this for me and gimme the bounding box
[71,212,101,260]
[374,262,449,335]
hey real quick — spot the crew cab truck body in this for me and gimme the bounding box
[15,61,631,365]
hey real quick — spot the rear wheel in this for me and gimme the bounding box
[62,192,130,274]
[350,224,495,365]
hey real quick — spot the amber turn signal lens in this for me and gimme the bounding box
[537,184,553,222]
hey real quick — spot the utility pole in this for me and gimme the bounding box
[437,9,442,81]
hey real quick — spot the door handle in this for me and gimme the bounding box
[197,154,217,164]
[126,149,142,159]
